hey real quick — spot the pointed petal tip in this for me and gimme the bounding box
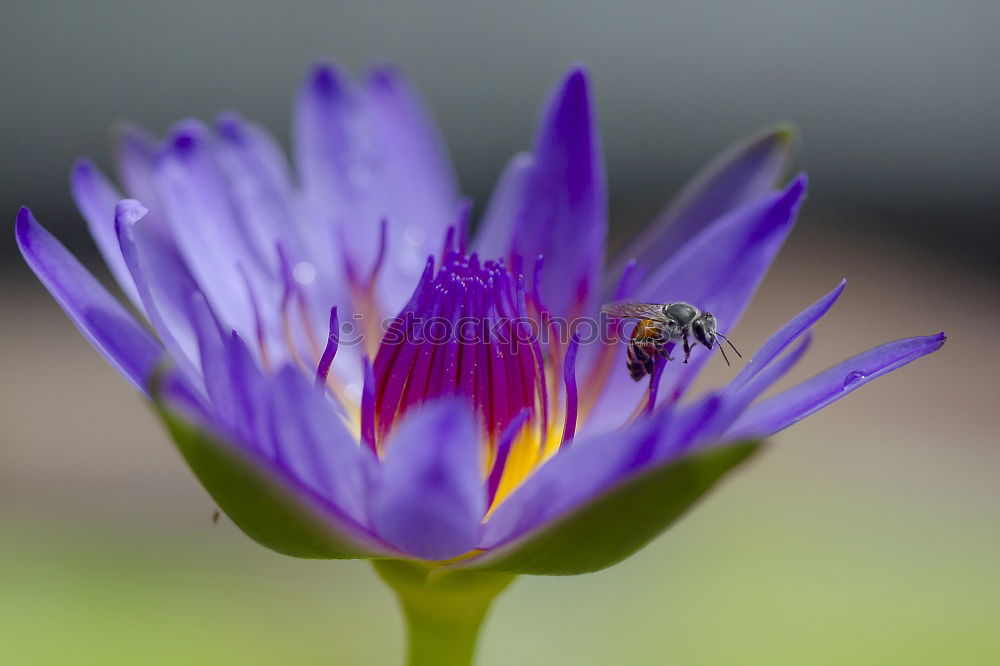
[214,110,246,141]
[556,65,591,105]
[365,61,402,89]
[563,63,590,86]
[827,278,848,303]
[167,119,209,156]
[14,205,34,244]
[70,157,98,180]
[787,170,808,195]
[829,278,847,298]
[768,171,808,217]
[306,60,349,98]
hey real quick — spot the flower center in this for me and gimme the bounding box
[275,226,626,510]
[365,234,584,507]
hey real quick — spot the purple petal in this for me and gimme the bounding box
[475,152,534,258]
[69,159,142,307]
[213,111,307,271]
[293,61,369,225]
[480,414,663,549]
[188,292,230,420]
[479,66,607,317]
[154,120,267,338]
[294,62,457,313]
[726,333,946,440]
[605,125,796,296]
[115,199,205,385]
[370,398,484,560]
[268,365,377,526]
[156,365,392,558]
[15,207,163,395]
[728,279,845,391]
[364,64,460,276]
[636,174,806,322]
[587,176,808,432]
[704,335,813,443]
[186,298,366,525]
[114,125,179,246]
[115,124,162,212]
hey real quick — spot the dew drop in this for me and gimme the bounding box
[843,370,866,389]
[292,261,316,285]
[345,383,362,402]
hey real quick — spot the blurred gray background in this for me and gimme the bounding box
[2,0,998,268]
[1,2,998,665]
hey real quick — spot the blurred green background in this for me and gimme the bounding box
[1,1,997,664]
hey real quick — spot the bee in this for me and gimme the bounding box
[601,301,742,381]
[211,509,221,524]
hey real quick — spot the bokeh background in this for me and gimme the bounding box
[1,2,997,664]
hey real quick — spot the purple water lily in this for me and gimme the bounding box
[16,62,943,665]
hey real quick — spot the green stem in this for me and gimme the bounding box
[373,559,516,666]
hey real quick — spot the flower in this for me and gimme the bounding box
[16,61,943,664]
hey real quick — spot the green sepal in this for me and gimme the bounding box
[155,401,391,560]
[373,559,515,666]
[458,440,762,575]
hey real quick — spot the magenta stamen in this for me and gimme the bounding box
[361,356,377,454]
[400,285,444,411]
[473,281,493,428]
[424,282,462,399]
[515,273,549,440]
[373,257,434,384]
[495,279,529,422]
[370,242,556,442]
[486,409,531,507]
[484,283,509,435]
[375,331,421,440]
[561,330,581,448]
[314,306,339,387]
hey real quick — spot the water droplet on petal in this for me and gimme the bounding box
[345,383,362,402]
[843,370,866,389]
[293,261,316,285]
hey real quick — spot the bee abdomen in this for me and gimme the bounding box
[627,341,656,381]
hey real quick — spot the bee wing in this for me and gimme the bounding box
[601,302,665,320]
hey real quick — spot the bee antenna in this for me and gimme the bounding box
[717,333,742,359]
[717,340,731,366]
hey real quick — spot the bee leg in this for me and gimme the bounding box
[682,333,692,364]
[657,344,674,362]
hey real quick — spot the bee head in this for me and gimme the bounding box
[691,312,718,349]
